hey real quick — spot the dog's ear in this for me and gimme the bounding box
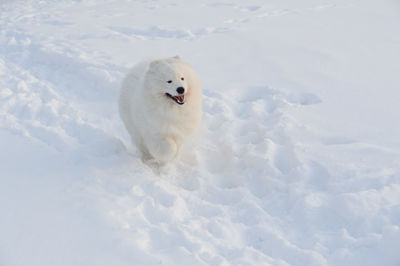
[149,60,161,71]
[150,59,160,66]
[173,55,182,60]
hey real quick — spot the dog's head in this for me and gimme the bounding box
[146,56,189,106]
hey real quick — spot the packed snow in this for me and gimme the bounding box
[1,0,400,265]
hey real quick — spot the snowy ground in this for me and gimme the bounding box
[1,0,400,265]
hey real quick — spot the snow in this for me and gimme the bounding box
[1,0,400,265]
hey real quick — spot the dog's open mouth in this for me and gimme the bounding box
[166,93,185,105]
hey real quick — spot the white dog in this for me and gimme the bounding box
[119,56,202,163]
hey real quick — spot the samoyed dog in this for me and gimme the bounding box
[119,56,202,163]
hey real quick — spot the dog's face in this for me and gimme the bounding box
[146,57,189,106]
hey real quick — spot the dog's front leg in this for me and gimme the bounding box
[146,136,178,163]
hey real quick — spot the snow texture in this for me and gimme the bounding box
[1,0,400,265]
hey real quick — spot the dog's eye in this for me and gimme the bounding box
[167,80,172,83]
[181,77,184,81]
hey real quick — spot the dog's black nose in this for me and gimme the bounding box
[176,87,185,94]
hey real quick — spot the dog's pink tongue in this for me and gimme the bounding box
[177,95,184,103]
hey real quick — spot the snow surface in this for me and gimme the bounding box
[1,0,400,265]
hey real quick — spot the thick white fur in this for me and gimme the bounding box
[119,56,202,163]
